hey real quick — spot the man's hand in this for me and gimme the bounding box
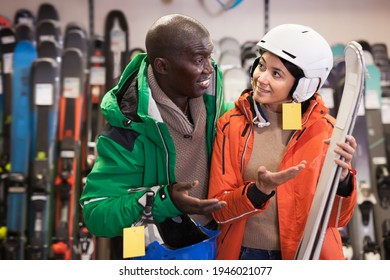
[169,180,227,214]
[255,160,307,195]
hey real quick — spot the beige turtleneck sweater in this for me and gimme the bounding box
[147,66,211,226]
[242,104,293,250]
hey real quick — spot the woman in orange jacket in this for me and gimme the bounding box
[208,24,357,260]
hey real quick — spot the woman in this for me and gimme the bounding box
[208,24,357,260]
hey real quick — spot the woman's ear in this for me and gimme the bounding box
[154,57,169,75]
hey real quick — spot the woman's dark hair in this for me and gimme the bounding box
[279,57,313,114]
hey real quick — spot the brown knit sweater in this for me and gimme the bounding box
[147,66,211,225]
[243,104,293,250]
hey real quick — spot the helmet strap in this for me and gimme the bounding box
[134,188,164,246]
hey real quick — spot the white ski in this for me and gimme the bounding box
[295,41,366,260]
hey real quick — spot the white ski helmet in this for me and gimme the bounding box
[256,24,333,102]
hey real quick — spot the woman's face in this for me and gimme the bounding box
[164,36,214,100]
[252,52,296,112]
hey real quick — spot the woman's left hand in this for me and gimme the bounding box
[324,135,357,182]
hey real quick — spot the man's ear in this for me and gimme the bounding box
[154,57,169,74]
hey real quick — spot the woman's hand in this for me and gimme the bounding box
[255,160,307,195]
[324,135,357,182]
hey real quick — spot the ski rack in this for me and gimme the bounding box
[295,41,366,260]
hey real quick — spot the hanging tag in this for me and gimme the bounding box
[123,226,145,258]
[282,103,302,130]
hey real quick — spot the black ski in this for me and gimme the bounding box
[104,10,129,91]
[29,57,59,260]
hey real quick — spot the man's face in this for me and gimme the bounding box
[165,36,214,99]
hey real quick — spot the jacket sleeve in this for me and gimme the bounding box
[329,169,357,228]
[208,115,270,224]
[79,135,181,238]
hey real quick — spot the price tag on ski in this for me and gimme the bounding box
[295,41,366,260]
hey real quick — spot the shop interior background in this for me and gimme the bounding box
[2,0,390,51]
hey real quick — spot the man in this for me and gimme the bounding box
[79,14,227,257]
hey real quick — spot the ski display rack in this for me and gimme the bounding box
[369,43,390,260]
[362,48,390,260]
[0,3,132,260]
[295,41,365,260]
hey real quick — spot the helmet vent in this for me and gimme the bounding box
[282,50,296,59]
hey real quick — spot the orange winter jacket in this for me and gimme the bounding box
[208,90,357,260]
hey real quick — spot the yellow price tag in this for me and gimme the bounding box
[282,103,302,130]
[123,226,145,259]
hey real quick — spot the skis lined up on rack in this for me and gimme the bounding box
[1,5,134,259]
[295,41,365,260]
[362,50,390,260]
